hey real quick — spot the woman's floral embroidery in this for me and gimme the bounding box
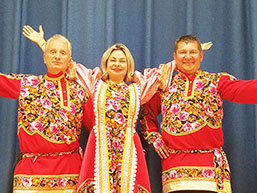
[104,80,130,192]
[79,80,147,192]
[77,180,95,193]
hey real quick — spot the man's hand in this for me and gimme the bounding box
[155,142,170,159]
[22,25,46,52]
[201,41,213,51]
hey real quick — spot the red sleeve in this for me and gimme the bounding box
[140,92,163,147]
[82,96,95,133]
[218,74,257,104]
[0,73,20,99]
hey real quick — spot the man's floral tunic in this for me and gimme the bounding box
[0,72,88,193]
[141,69,257,193]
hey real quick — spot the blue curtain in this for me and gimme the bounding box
[0,0,256,192]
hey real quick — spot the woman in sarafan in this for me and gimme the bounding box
[76,43,168,193]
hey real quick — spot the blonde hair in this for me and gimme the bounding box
[101,43,134,82]
[45,34,72,56]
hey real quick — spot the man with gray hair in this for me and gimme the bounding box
[0,34,88,192]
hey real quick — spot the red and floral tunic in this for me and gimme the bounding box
[0,71,88,193]
[140,69,257,193]
[73,62,174,193]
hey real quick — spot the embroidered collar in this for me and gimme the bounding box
[106,79,126,87]
[45,71,65,80]
[177,69,202,81]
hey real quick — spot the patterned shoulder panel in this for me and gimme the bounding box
[67,78,89,104]
[160,70,223,135]
[200,71,236,84]
[0,73,37,80]
[218,72,237,80]
[18,74,86,144]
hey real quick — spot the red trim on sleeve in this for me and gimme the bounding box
[0,73,21,99]
[141,93,162,133]
[82,96,95,133]
[218,75,257,104]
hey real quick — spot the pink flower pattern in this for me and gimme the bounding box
[44,81,55,90]
[16,74,88,143]
[159,71,229,134]
[42,99,52,109]
[178,111,189,121]
[141,71,234,192]
[20,88,29,97]
[162,148,231,192]
[195,80,205,90]
[30,121,44,132]
[14,175,77,188]
[27,77,40,87]
[114,113,125,124]
[21,177,32,187]
[104,80,130,192]
[57,178,68,186]
[171,103,181,114]
[49,123,60,134]
[202,169,215,178]
[153,138,164,149]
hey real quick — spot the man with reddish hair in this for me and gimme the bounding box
[140,35,257,193]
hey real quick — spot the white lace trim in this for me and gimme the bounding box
[93,81,141,193]
[93,80,109,193]
[120,83,140,193]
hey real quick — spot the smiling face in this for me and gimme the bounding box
[101,44,135,82]
[106,50,128,84]
[174,40,203,77]
[43,38,72,75]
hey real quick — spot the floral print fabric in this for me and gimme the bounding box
[78,80,150,193]
[160,71,231,134]
[161,148,230,191]
[14,175,78,191]
[105,81,130,192]
[5,73,89,192]
[140,70,234,192]
[17,74,87,143]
